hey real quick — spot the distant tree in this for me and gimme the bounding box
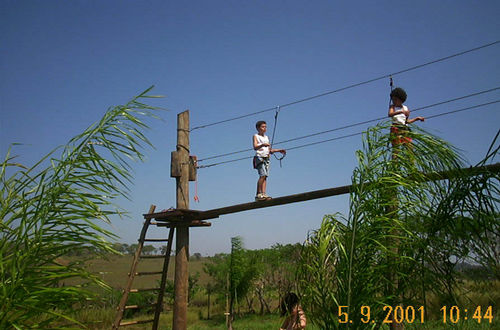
[188,272,200,304]
[160,272,200,307]
[160,245,169,255]
[227,237,260,327]
[205,282,216,319]
[203,253,230,295]
[203,243,302,317]
[193,252,202,260]
[126,243,138,255]
[141,245,156,255]
[112,242,128,254]
[249,243,302,314]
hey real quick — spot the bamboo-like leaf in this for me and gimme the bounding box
[0,87,164,328]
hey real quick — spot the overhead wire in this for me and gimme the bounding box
[190,40,499,131]
[424,100,500,120]
[196,86,500,162]
[274,86,500,146]
[196,100,500,169]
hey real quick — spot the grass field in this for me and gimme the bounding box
[74,307,497,329]
[65,254,211,290]
[66,255,498,329]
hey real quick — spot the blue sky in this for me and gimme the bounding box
[1,1,499,255]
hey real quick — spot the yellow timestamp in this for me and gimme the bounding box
[441,306,493,324]
[337,305,494,324]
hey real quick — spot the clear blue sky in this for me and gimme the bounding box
[1,1,499,255]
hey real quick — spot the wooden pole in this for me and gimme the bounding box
[173,110,190,330]
[389,149,403,330]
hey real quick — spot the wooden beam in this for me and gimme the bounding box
[145,162,500,224]
[197,162,499,220]
[197,184,351,220]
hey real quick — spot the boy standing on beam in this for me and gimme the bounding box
[253,120,286,201]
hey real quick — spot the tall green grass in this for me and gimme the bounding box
[297,122,499,329]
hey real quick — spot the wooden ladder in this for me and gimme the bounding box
[112,205,174,329]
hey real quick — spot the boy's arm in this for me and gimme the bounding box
[253,135,270,150]
[270,148,286,154]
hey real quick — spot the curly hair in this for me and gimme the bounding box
[280,292,299,316]
[390,87,407,103]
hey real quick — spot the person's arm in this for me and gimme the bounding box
[298,306,307,329]
[388,105,406,117]
[270,148,286,155]
[407,116,425,124]
[253,135,270,150]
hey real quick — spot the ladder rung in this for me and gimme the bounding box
[125,303,157,309]
[129,287,161,293]
[140,255,168,259]
[119,319,154,326]
[134,271,163,276]
[143,238,169,242]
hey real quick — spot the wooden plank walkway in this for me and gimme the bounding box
[145,162,500,223]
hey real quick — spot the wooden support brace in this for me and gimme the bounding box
[189,155,197,181]
[171,151,181,178]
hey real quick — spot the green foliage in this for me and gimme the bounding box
[203,253,230,296]
[229,236,259,313]
[189,272,201,303]
[248,243,302,315]
[159,272,201,308]
[123,291,157,318]
[0,87,163,328]
[298,214,348,329]
[297,122,499,329]
[203,240,302,317]
[427,132,500,280]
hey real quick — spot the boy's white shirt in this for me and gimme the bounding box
[254,133,270,157]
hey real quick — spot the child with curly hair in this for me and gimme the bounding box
[388,87,425,146]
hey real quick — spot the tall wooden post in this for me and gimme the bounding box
[173,110,190,330]
[388,148,404,330]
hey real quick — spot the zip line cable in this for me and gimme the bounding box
[196,87,500,162]
[196,100,500,169]
[190,40,500,131]
[275,86,500,146]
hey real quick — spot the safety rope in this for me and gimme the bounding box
[270,106,286,167]
[192,156,200,202]
[389,75,394,107]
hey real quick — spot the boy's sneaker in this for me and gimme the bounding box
[262,194,272,200]
[255,193,267,201]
